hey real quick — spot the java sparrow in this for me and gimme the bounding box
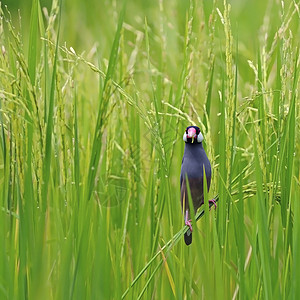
[180,125,215,245]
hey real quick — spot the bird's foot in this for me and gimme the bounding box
[185,219,193,232]
[209,199,217,210]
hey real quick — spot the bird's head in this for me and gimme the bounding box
[183,126,204,144]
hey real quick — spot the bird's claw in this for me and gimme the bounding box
[209,199,217,210]
[185,219,193,232]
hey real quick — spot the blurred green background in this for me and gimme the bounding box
[3,0,290,56]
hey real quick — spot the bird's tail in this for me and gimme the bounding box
[184,229,192,245]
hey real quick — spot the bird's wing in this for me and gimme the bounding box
[180,157,184,188]
[181,176,206,213]
[180,173,182,188]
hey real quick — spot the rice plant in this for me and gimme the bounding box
[0,0,299,299]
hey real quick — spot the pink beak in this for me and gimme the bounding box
[187,127,196,138]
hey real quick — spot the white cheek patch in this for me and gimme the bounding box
[183,132,187,142]
[197,132,203,143]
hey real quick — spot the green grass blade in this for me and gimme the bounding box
[253,126,273,299]
[42,0,61,205]
[28,0,38,85]
[85,3,125,201]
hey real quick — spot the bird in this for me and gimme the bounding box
[180,125,215,245]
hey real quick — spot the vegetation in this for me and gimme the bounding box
[0,0,299,299]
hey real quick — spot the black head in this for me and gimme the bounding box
[183,125,204,144]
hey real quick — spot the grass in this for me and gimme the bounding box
[0,0,299,299]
